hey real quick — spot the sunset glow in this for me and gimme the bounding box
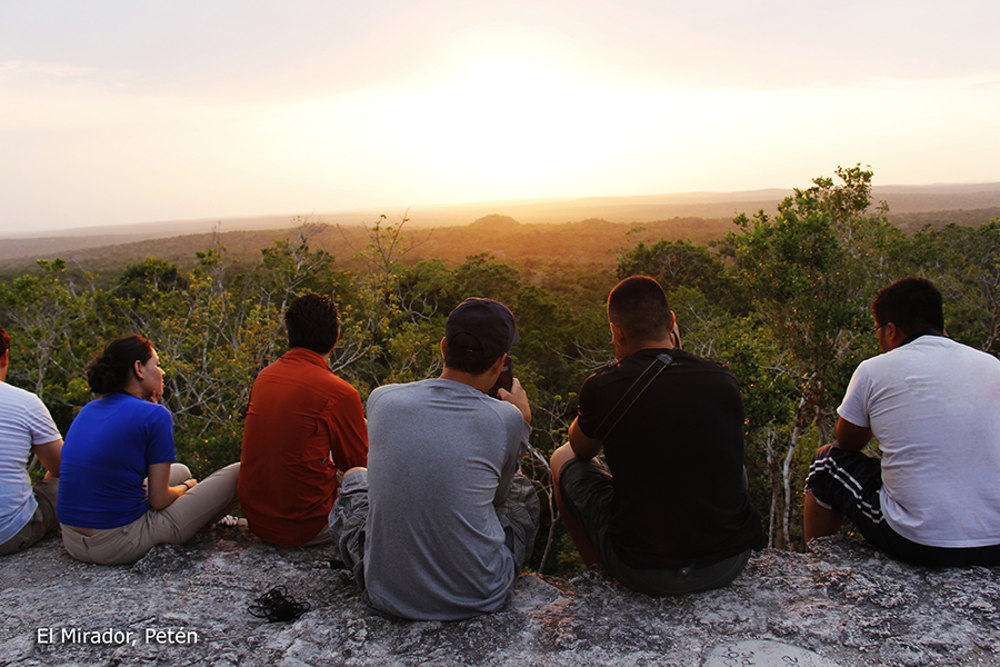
[1,1,999,233]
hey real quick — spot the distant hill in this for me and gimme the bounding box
[2,183,999,274]
[468,214,521,230]
[0,216,737,279]
[887,206,1000,233]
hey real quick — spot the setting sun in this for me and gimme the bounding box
[1,1,998,232]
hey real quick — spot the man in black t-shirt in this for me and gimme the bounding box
[551,275,763,595]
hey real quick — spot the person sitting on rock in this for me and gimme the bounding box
[551,275,764,595]
[239,293,368,547]
[58,335,239,564]
[329,297,540,620]
[0,324,64,556]
[804,276,1000,566]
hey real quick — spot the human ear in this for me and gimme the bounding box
[490,353,507,376]
[609,322,626,345]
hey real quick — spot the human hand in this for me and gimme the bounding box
[498,378,532,424]
[150,388,163,404]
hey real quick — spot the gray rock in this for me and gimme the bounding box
[2,530,998,666]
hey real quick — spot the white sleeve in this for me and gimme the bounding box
[837,361,873,429]
[24,394,61,445]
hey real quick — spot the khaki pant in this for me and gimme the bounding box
[0,477,59,556]
[61,462,239,565]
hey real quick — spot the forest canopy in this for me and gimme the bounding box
[3,166,998,573]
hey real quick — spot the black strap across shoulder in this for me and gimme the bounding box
[593,351,676,442]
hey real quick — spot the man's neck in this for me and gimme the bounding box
[291,346,332,362]
[900,328,945,347]
[618,337,675,360]
[440,367,492,394]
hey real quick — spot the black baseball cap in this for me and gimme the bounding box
[445,298,519,361]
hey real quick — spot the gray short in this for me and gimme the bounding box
[329,468,540,588]
[0,477,59,556]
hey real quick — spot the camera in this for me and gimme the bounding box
[488,356,514,398]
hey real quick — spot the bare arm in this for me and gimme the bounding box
[836,417,872,452]
[568,417,602,461]
[147,462,192,511]
[32,439,63,480]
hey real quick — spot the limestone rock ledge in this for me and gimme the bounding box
[1,530,998,666]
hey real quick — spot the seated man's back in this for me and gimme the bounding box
[805,276,1000,566]
[363,378,527,619]
[551,275,763,596]
[837,333,1000,547]
[238,294,367,546]
[328,297,539,621]
[579,346,762,568]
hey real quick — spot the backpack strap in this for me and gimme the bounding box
[593,351,676,442]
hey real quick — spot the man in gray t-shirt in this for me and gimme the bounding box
[330,298,539,620]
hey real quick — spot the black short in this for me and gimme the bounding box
[557,457,614,553]
[806,444,1000,567]
[558,457,750,595]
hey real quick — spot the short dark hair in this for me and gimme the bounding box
[443,332,504,375]
[86,335,154,394]
[285,293,339,354]
[872,277,944,337]
[0,325,9,359]
[607,275,671,343]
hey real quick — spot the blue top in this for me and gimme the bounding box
[57,393,176,529]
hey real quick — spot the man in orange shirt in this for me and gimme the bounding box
[238,294,368,546]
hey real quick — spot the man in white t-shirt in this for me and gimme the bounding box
[804,277,1000,566]
[0,325,63,556]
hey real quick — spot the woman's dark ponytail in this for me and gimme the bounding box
[86,335,154,394]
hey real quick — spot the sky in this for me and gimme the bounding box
[2,0,999,234]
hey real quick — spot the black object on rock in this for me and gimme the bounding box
[249,585,310,622]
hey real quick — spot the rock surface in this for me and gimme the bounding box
[2,530,998,666]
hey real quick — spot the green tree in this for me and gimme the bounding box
[0,258,108,430]
[910,220,1000,354]
[449,253,521,306]
[116,257,188,301]
[723,164,902,548]
[617,239,748,315]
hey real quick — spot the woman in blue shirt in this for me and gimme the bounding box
[58,335,239,564]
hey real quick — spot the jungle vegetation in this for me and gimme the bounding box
[3,166,998,575]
